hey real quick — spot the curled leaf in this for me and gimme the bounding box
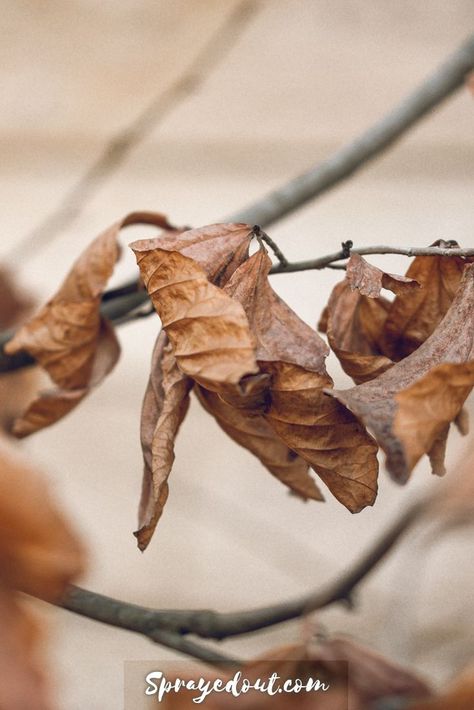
[195,385,324,501]
[134,224,256,547]
[381,240,471,361]
[131,242,258,390]
[136,333,192,550]
[322,280,393,384]
[329,264,474,482]
[346,253,420,297]
[130,222,255,285]
[224,248,379,512]
[5,212,171,436]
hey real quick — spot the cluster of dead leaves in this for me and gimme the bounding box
[0,440,85,710]
[320,244,474,482]
[157,636,432,709]
[5,219,474,549]
[130,224,379,549]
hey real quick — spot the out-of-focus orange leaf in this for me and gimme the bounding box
[224,248,379,513]
[195,385,324,501]
[5,212,172,437]
[0,442,85,710]
[411,664,474,709]
[346,253,420,298]
[0,586,51,710]
[329,263,474,483]
[0,444,85,599]
[136,333,192,551]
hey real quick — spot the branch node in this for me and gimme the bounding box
[252,225,289,267]
[341,240,353,259]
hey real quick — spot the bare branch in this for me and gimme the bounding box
[270,243,474,274]
[226,34,474,227]
[2,242,474,372]
[53,500,422,662]
[60,586,239,667]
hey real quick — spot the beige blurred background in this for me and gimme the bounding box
[1,1,473,708]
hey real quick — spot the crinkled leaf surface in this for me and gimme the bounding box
[224,248,379,512]
[329,264,474,482]
[131,243,258,390]
[195,385,324,501]
[134,224,256,547]
[130,222,254,285]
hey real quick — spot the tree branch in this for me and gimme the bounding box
[55,501,422,663]
[1,36,473,368]
[226,34,474,227]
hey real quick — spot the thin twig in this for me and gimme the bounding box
[55,500,422,663]
[226,34,474,227]
[252,225,289,266]
[2,36,474,363]
[5,0,260,266]
[1,242,473,373]
[269,243,474,274]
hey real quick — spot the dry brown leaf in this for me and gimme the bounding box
[381,240,470,361]
[136,333,192,551]
[224,248,379,513]
[321,280,393,384]
[130,222,255,285]
[346,253,420,298]
[5,212,172,437]
[131,242,258,391]
[329,263,474,483]
[195,385,324,501]
[134,224,256,547]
